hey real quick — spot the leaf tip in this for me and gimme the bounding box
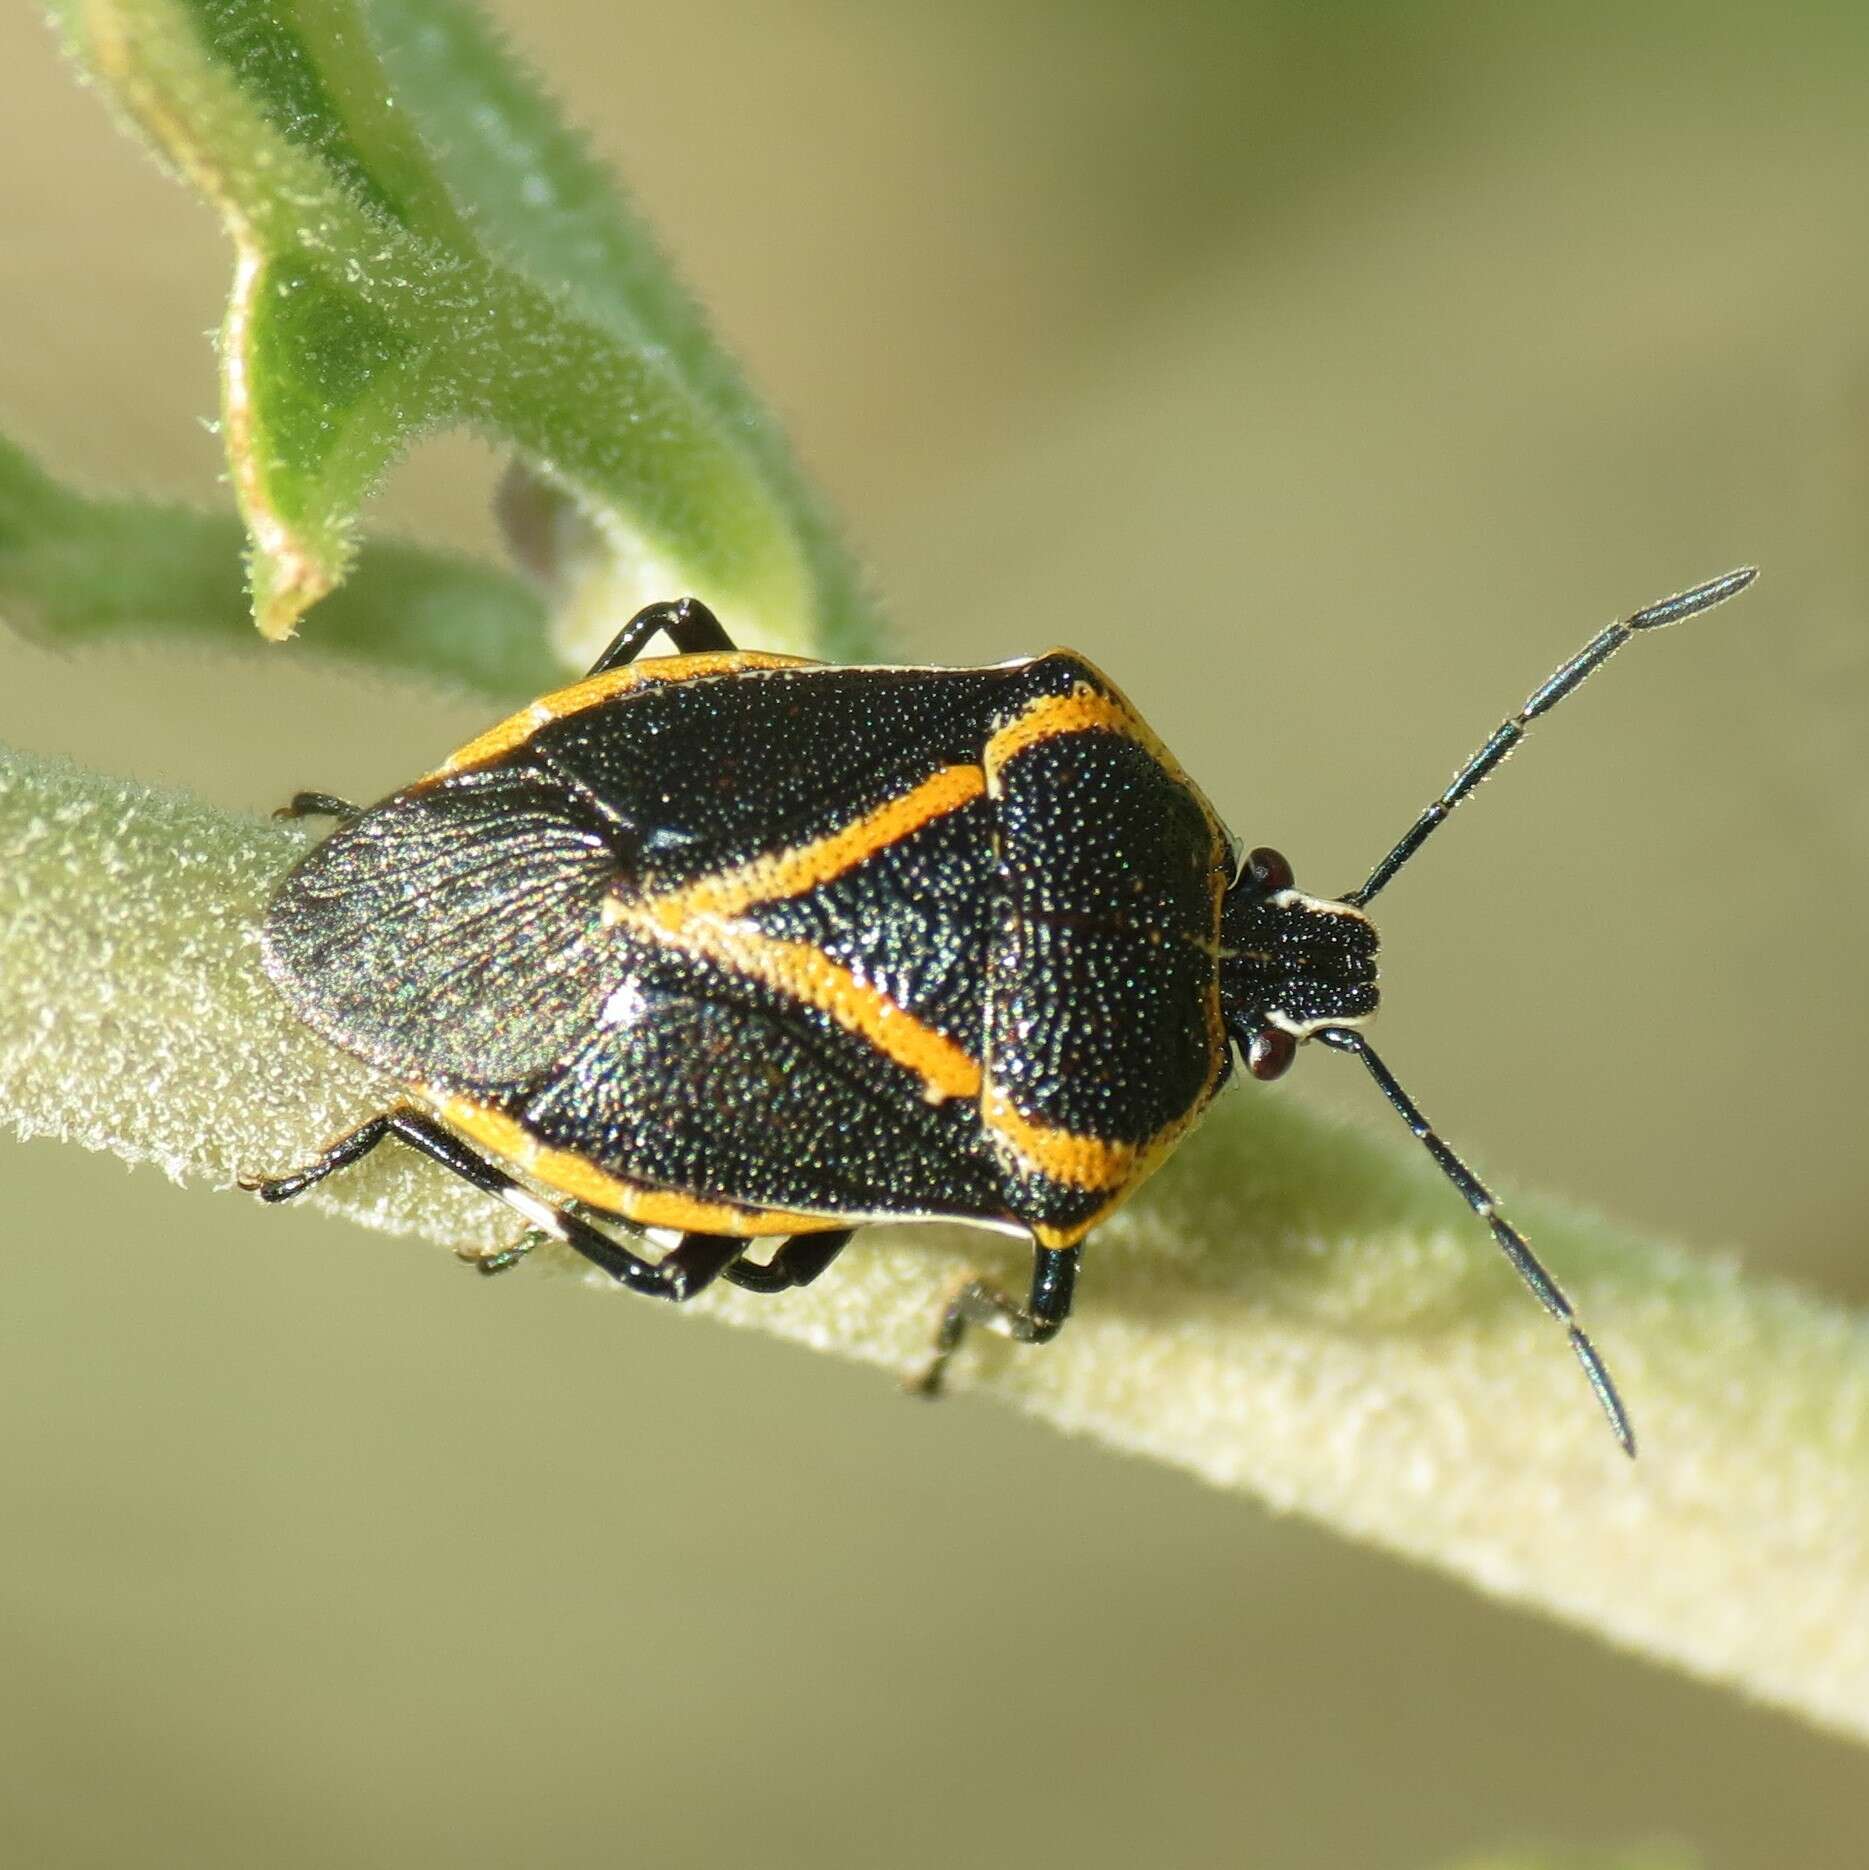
[248,539,337,642]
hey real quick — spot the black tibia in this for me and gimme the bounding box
[723,1230,855,1294]
[585,597,736,676]
[652,1232,749,1299]
[908,1245,1080,1396]
[240,1106,741,1303]
[273,792,360,824]
[474,1230,746,1292]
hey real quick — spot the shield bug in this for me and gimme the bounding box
[247,570,1757,1452]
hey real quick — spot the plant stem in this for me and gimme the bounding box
[4,742,1864,1744]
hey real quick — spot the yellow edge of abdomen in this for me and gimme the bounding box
[417,1089,843,1238]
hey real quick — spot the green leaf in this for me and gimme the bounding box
[6,740,1868,1747]
[365,0,870,664]
[54,0,878,662]
[0,433,556,700]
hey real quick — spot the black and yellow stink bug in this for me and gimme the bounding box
[248,570,1756,1451]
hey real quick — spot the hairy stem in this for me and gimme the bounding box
[4,742,1864,1744]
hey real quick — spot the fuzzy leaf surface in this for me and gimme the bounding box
[4,743,1865,1747]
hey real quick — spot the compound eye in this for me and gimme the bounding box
[1247,1026,1297,1081]
[1246,846,1294,894]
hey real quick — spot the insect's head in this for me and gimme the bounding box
[1218,846,1379,1081]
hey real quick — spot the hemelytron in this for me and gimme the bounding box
[247,567,1758,1453]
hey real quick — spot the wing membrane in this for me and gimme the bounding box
[264,760,625,1084]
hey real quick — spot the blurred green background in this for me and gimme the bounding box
[3,3,1867,1864]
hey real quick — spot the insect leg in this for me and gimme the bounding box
[722,1229,856,1294]
[906,1245,1080,1397]
[272,791,361,824]
[467,1238,541,1277]
[465,1191,636,1277]
[242,1108,739,1302]
[466,1225,744,1300]
[648,1232,749,1298]
[239,1110,409,1202]
[584,597,736,676]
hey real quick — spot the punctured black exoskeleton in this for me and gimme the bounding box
[247,569,1759,1453]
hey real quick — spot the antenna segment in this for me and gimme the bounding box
[1348,567,1758,909]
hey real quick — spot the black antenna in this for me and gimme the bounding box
[1315,1026,1636,1456]
[1347,566,1758,909]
